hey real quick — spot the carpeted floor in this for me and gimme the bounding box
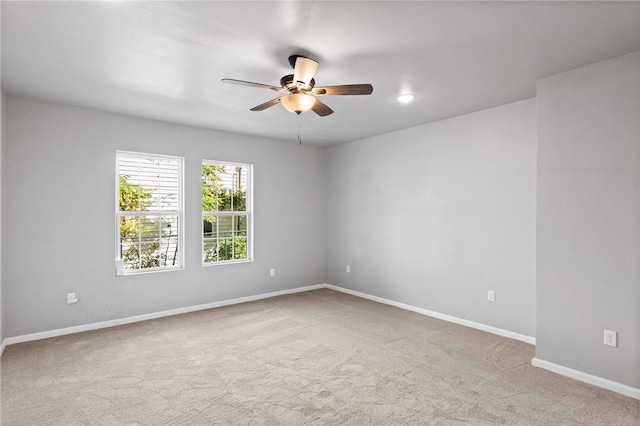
[1,289,638,425]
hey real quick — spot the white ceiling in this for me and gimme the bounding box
[2,1,639,146]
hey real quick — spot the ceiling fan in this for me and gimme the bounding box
[222,55,373,117]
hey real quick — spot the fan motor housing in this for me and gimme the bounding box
[280,74,315,92]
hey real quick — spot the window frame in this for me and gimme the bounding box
[115,151,185,275]
[201,159,253,266]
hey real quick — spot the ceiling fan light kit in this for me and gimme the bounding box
[222,54,373,117]
[281,93,316,115]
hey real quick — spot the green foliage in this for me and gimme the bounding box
[119,175,151,211]
[119,175,178,270]
[203,237,247,263]
[119,176,151,250]
[202,164,247,218]
[120,165,249,269]
[202,164,226,213]
[201,164,248,262]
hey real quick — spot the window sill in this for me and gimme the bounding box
[116,266,184,276]
[202,259,253,267]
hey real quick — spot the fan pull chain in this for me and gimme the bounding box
[298,114,302,145]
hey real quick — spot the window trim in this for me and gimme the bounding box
[201,159,254,266]
[115,150,185,275]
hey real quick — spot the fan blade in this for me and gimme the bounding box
[293,57,319,87]
[311,84,373,96]
[250,97,282,111]
[222,78,286,93]
[311,98,334,117]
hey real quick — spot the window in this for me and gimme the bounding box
[202,160,252,264]
[116,152,183,274]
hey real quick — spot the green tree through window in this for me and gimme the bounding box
[202,161,251,264]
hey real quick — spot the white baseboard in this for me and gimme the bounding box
[4,283,636,401]
[324,284,536,345]
[3,284,326,346]
[532,357,640,400]
[2,283,534,349]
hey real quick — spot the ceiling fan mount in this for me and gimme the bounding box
[287,54,305,69]
[222,54,373,116]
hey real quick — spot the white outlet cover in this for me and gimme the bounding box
[67,293,78,304]
[487,290,495,302]
[346,265,351,273]
[604,330,617,347]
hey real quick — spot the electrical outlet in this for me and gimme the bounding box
[67,292,78,305]
[604,330,617,347]
[346,265,351,273]
[487,290,495,302]
[270,268,275,277]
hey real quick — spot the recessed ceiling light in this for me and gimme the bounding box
[397,94,415,104]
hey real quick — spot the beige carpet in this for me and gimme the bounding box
[1,289,638,425]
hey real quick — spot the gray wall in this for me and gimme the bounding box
[2,95,327,338]
[0,90,4,344]
[325,99,537,338]
[536,52,640,388]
